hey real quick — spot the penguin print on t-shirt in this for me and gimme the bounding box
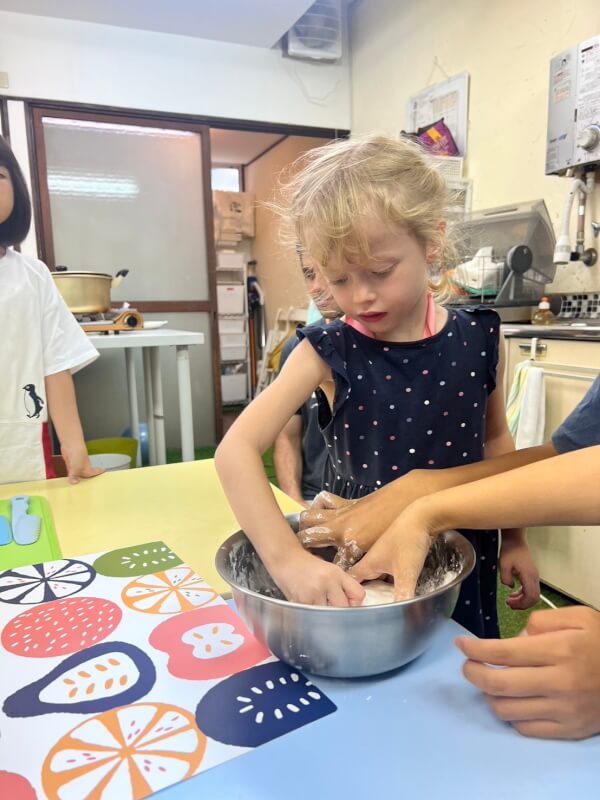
[22,384,44,419]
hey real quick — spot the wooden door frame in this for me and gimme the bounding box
[29,104,224,440]
[0,97,9,140]
[23,99,346,444]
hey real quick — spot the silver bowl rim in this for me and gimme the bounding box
[215,523,476,612]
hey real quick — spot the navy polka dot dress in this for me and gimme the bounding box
[298,308,501,638]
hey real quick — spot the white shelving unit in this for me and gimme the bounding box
[216,250,251,405]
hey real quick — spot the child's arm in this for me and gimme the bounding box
[45,370,103,484]
[215,340,365,607]
[349,444,600,599]
[273,416,308,507]
[483,340,540,609]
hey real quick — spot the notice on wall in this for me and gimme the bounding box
[407,72,470,156]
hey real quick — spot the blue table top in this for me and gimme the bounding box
[157,619,600,800]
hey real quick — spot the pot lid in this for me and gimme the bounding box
[52,270,113,279]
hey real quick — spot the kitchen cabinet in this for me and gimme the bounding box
[504,333,600,607]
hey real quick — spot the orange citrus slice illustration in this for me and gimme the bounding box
[42,702,206,800]
[121,567,218,614]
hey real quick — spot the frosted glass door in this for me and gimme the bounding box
[34,112,217,445]
[41,117,209,302]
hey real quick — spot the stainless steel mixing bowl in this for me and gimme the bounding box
[216,514,475,678]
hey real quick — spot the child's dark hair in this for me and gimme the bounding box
[0,136,32,247]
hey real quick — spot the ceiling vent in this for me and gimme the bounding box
[283,0,343,62]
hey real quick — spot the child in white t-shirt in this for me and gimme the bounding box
[0,135,101,484]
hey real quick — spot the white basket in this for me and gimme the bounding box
[432,155,464,180]
[217,251,245,269]
[221,373,247,403]
[220,333,247,361]
[89,453,131,472]
[218,284,245,315]
[219,318,245,334]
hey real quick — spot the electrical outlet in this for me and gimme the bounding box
[0,72,9,89]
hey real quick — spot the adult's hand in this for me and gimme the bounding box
[298,447,559,571]
[299,474,430,570]
[347,504,434,600]
[457,606,600,740]
[305,491,353,513]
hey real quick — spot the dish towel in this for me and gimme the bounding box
[506,361,546,448]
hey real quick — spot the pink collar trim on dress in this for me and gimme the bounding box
[343,292,437,339]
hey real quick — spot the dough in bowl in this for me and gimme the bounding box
[360,579,396,606]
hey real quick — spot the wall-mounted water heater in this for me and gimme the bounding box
[546,34,600,176]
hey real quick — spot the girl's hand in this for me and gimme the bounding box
[348,509,434,601]
[61,443,104,485]
[274,550,365,607]
[499,532,540,610]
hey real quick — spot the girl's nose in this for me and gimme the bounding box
[353,282,376,306]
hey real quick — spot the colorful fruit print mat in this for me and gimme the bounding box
[0,541,336,799]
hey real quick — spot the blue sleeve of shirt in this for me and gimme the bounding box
[551,374,600,453]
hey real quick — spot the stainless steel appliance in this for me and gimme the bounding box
[450,199,556,320]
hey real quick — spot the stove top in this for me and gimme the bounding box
[76,308,144,333]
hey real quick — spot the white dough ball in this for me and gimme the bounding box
[360,579,396,606]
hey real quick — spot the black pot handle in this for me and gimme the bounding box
[115,269,130,278]
[55,265,68,272]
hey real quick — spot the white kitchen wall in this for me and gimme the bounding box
[350,0,600,293]
[0,10,351,130]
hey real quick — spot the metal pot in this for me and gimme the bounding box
[52,266,129,314]
[216,514,475,678]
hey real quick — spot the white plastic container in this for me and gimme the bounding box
[89,453,131,472]
[217,251,245,269]
[219,318,245,335]
[221,373,247,403]
[220,333,247,361]
[217,284,245,315]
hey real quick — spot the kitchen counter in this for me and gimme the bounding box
[502,322,600,341]
[0,460,301,594]
[1,462,599,796]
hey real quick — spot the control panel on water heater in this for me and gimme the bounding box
[546,34,600,175]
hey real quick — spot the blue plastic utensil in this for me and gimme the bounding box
[10,496,42,546]
[0,516,11,546]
